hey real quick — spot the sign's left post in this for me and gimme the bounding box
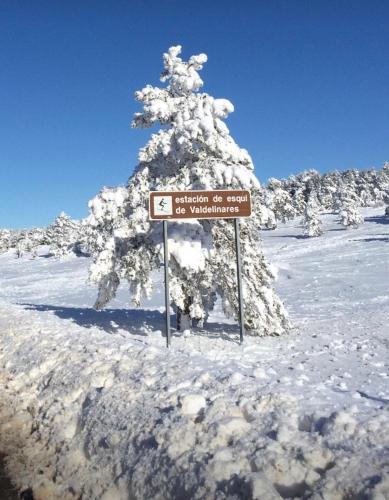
[163,220,171,347]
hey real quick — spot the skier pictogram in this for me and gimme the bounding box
[153,195,173,216]
[159,198,167,211]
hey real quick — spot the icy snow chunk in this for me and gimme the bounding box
[276,424,296,443]
[142,376,158,387]
[209,455,251,482]
[194,372,211,386]
[212,417,250,446]
[213,448,234,462]
[263,456,311,494]
[252,367,268,379]
[90,371,115,389]
[303,447,334,470]
[156,420,197,459]
[249,473,282,500]
[179,393,206,416]
[321,411,357,437]
[337,381,348,391]
[229,371,245,385]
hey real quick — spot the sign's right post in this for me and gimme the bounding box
[234,217,245,344]
[163,220,171,348]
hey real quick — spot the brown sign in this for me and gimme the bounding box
[149,190,251,220]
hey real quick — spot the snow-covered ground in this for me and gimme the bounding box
[0,208,388,499]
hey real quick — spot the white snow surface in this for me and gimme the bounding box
[0,207,388,499]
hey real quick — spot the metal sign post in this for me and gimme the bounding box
[163,220,171,348]
[234,218,245,344]
[150,189,251,346]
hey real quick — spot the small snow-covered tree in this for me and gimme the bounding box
[46,212,82,257]
[267,178,296,222]
[292,188,306,215]
[27,227,48,257]
[0,229,11,253]
[253,187,277,230]
[379,162,389,210]
[14,231,30,258]
[88,46,289,336]
[338,193,363,229]
[302,196,323,237]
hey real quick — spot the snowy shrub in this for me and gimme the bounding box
[88,45,289,336]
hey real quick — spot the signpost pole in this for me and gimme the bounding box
[163,220,171,347]
[234,218,245,344]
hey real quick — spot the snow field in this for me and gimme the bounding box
[0,208,388,499]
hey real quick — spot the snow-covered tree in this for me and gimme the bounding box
[302,195,323,237]
[88,45,289,336]
[291,188,306,215]
[338,193,363,229]
[0,229,11,253]
[14,231,30,258]
[253,187,277,230]
[46,212,82,258]
[270,163,389,217]
[379,162,389,207]
[318,172,341,211]
[267,178,296,222]
[28,227,49,257]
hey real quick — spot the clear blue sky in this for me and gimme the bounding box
[1,0,388,228]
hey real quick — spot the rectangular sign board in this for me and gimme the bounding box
[149,190,251,220]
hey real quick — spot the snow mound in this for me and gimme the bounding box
[0,207,388,498]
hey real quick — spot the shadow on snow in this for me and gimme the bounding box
[364,215,389,225]
[20,303,240,342]
[352,237,389,243]
[266,234,309,240]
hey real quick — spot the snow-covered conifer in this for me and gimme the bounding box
[267,178,296,222]
[28,227,48,257]
[0,229,11,254]
[88,46,289,336]
[292,188,306,215]
[14,231,30,258]
[339,193,363,229]
[302,196,323,237]
[379,162,389,206]
[46,212,82,258]
[253,188,277,230]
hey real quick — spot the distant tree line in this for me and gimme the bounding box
[1,163,388,258]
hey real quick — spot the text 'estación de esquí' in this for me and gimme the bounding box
[149,190,252,220]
